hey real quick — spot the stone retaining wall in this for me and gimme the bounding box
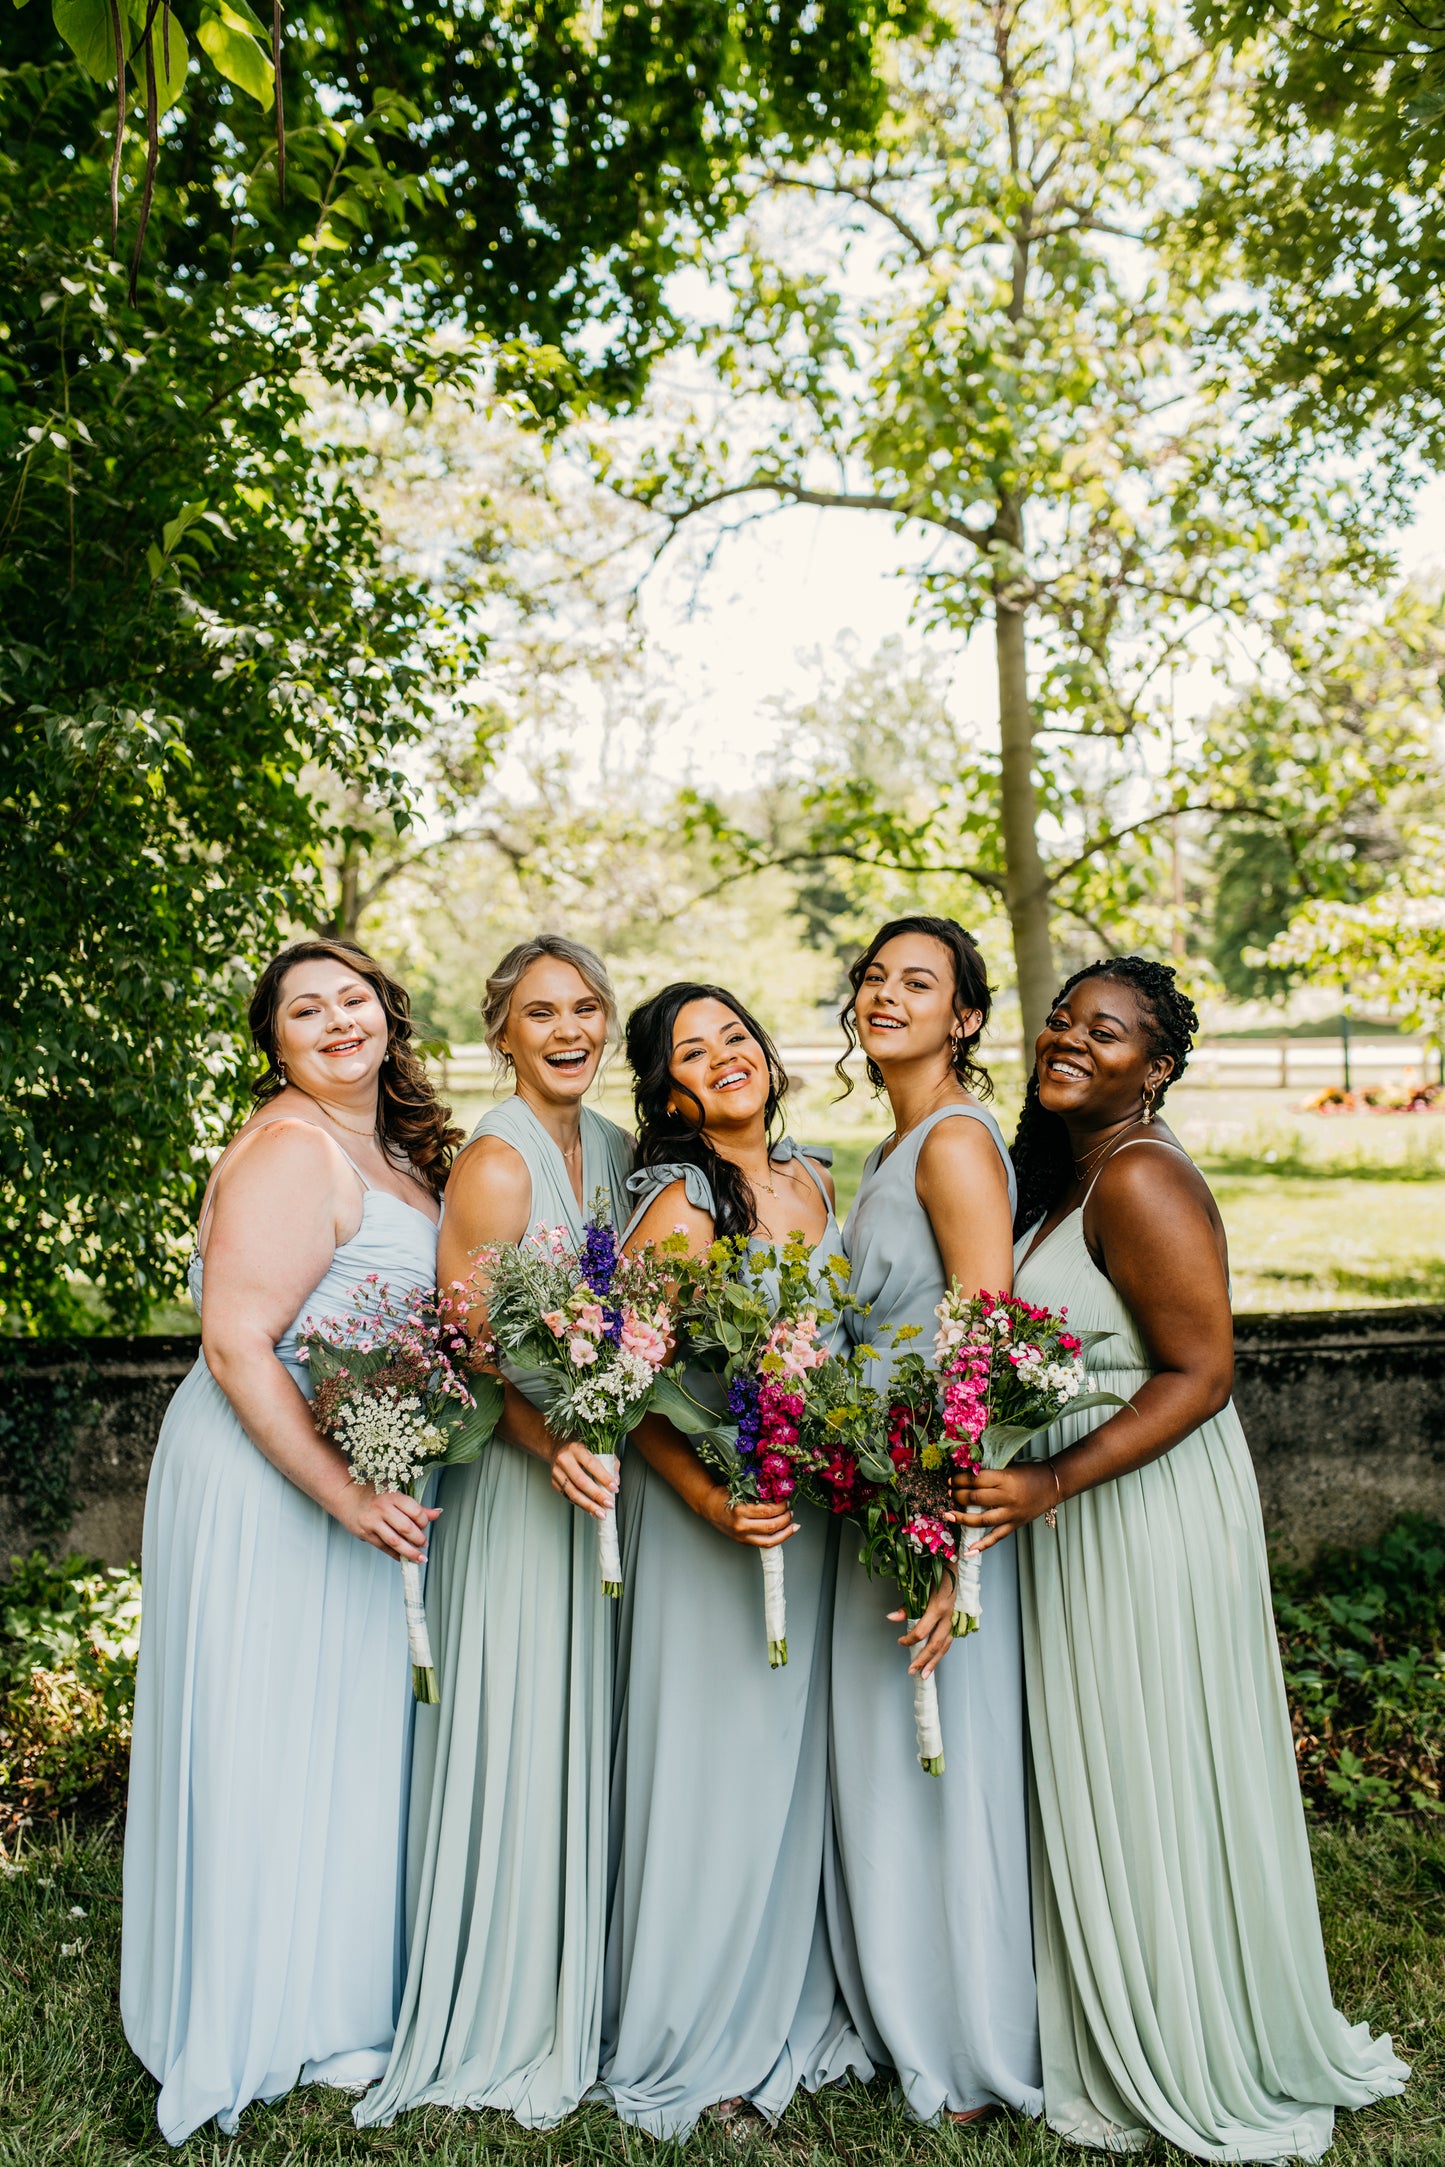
[2,1307,1443,1570]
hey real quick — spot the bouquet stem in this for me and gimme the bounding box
[952,1545,982,1639]
[759,1546,788,1668]
[401,1558,439,1704]
[595,1450,622,1597]
[910,1633,945,1775]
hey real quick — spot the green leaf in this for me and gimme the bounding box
[650,1372,727,1437]
[160,500,209,556]
[442,1375,504,1461]
[53,0,119,80]
[197,8,274,108]
[140,5,190,116]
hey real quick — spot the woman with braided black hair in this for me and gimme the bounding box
[951,958,1407,2161]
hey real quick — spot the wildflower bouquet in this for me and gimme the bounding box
[650,1233,846,1666]
[300,1276,504,1702]
[839,1335,960,1774]
[935,1287,1126,1633]
[478,1202,677,1597]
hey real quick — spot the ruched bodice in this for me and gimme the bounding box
[188,1189,439,1374]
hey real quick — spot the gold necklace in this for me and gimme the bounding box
[1072,1115,1144,1182]
[290,1085,378,1141]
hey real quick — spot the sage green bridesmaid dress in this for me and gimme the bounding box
[354,1095,633,2131]
[1014,1138,1409,2161]
[599,1143,867,2137]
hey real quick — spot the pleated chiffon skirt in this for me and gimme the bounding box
[600,1452,866,2136]
[122,1359,412,2145]
[1017,1209,1408,2160]
[354,1442,611,2129]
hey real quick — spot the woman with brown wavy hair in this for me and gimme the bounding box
[122,937,460,2146]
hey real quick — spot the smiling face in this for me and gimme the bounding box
[666,997,773,1133]
[274,958,390,1099]
[497,956,609,1105]
[1034,976,1173,1127]
[854,932,981,1074]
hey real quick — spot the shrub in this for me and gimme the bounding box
[0,1553,140,1841]
[1275,1517,1445,1817]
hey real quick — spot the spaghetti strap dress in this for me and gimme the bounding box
[1014,1136,1408,2161]
[122,1134,438,2146]
[355,1095,633,2131]
[829,1102,1043,2122]
[599,1141,868,2138]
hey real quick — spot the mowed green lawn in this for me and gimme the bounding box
[0,1820,1437,2167]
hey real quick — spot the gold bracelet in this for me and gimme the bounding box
[1045,1462,1061,1531]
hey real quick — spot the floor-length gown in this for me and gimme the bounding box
[830,1103,1043,2123]
[600,1142,868,2138]
[1014,1139,1408,2161]
[122,1140,437,2146]
[355,1095,633,2130]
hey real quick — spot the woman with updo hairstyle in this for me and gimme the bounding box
[358,933,634,2134]
[952,956,1408,2158]
[598,981,866,2134]
[826,914,1042,2126]
[123,938,457,2144]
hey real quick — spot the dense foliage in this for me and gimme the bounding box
[0,1554,139,1841]
[1278,1517,1445,1818]
[1193,1,1445,456]
[0,62,484,1330]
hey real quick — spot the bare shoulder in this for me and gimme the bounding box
[215,1117,340,1195]
[627,1181,715,1258]
[444,1133,533,1241]
[1088,1136,1222,1242]
[916,1109,1010,1194]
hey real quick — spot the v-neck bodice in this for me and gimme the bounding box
[466,1094,634,1241]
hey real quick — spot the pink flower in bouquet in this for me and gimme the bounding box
[571,1299,607,1338]
[758,1449,796,1501]
[620,1308,669,1366]
[903,1512,955,1556]
[568,1335,598,1366]
[542,1309,569,1337]
[763,1315,829,1381]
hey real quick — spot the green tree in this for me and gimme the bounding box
[3,1,917,386]
[1191,1,1445,457]
[605,0,1384,1045]
[0,62,479,1332]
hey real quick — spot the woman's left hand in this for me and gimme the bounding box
[887,1567,957,1677]
[949,1461,1061,1553]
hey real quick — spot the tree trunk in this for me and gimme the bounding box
[992,499,1055,1056]
[332,849,361,941]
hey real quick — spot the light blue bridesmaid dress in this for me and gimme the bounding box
[1015,1140,1408,2160]
[122,1133,438,2146]
[600,1142,868,2139]
[355,1094,633,2131]
[830,1103,1043,2122]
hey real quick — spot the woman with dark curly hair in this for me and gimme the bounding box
[828,916,1042,2126]
[953,957,1408,2160]
[598,981,866,2136]
[123,938,459,2145]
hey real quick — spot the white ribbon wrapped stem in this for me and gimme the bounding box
[911,1634,945,1775]
[401,1558,438,1700]
[760,1546,788,1668]
[952,1544,982,1638]
[596,1451,622,1595]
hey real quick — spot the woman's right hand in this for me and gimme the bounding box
[550,1439,620,1520]
[698,1489,798,1549]
[337,1485,439,1563]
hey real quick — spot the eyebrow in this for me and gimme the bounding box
[1090,1010,1131,1031]
[287,981,365,1002]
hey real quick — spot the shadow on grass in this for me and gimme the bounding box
[1,1822,1438,2167]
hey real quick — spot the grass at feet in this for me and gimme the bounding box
[0,1822,1437,2167]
